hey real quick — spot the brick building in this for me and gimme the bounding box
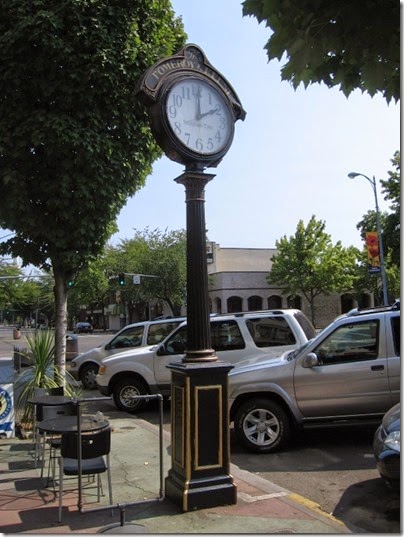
[206,243,372,329]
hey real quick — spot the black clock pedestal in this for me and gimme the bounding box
[164,169,237,511]
[165,360,236,511]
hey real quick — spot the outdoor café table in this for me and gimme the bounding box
[37,414,109,435]
[38,413,110,511]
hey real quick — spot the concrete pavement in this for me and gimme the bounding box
[0,400,350,535]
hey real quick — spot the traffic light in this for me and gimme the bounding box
[67,279,74,288]
[118,273,125,286]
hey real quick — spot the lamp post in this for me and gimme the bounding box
[348,172,389,306]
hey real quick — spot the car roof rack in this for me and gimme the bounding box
[347,300,400,316]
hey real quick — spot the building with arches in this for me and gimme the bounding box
[207,243,373,329]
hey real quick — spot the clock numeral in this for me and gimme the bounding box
[195,138,203,151]
[173,121,182,135]
[215,130,222,144]
[185,132,191,145]
[171,94,183,107]
[168,105,177,119]
[219,117,226,129]
[181,86,191,100]
[207,138,213,151]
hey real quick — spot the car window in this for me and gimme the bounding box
[246,317,296,348]
[109,326,144,350]
[165,326,187,354]
[314,320,379,365]
[163,320,245,354]
[147,321,182,345]
[391,316,400,356]
[293,311,316,339]
[211,320,245,351]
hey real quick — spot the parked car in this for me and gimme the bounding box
[68,317,185,389]
[74,322,93,334]
[373,403,400,489]
[96,309,316,412]
[228,303,400,453]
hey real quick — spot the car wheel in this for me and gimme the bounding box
[113,378,148,413]
[234,398,291,453]
[80,363,99,390]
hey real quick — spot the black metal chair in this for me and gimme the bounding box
[58,427,113,523]
[37,402,78,480]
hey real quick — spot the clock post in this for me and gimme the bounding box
[136,44,246,511]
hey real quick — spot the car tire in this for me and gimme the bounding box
[113,378,149,413]
[80,363,99,390]
[234,398,291,453]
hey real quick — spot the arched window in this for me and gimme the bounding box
[287,295,301,309]
[268,295,282,309]
[214,297,222,314]
[340,294,354,313]
[227,296,242,313]
[248,295,262,311]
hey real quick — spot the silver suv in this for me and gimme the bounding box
[229,303,400,453]
[68,317,185,389]
[96,309,316,412]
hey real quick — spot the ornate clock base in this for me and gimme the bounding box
[165,360,237,512]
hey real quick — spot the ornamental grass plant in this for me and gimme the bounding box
[14,330,81,427]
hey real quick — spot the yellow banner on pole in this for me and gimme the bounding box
[365,231,381,274]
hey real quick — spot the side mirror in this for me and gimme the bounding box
[302,352,319,368]
[156,343,167,356]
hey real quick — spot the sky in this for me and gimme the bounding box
[114,0,400,252]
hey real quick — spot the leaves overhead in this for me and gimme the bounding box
[242,0,399,103]
[0,0,187,274]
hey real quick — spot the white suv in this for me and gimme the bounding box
[68,317,185,389]
[96,309,316,412]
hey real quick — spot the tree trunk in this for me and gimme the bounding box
[53,270,68,387]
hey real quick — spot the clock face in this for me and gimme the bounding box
[165,78,233,156]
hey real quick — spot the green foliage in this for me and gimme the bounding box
[242,0,399,103]
[0,1,186,367]
[356,151,400,270]
[380,151,400,267]
[116,228,187,317]
[268,216,358,325]
[0,1,186,273]
[14,330,80,424]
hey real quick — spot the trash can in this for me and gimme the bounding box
[66,333,79,361]
[13,328,21,340]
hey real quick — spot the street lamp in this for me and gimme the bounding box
[348,172,389,306]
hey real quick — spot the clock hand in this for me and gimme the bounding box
[198,108,217,119]
[195,87,202,120]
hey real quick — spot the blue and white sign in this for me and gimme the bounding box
[0,384,15,438]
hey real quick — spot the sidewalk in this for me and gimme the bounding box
[0,409,350,535]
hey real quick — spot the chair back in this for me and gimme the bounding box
[41,402,78,421]
[49,386,64,396]
[61,427,111,460]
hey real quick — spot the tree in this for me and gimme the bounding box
[119,228,187,318]
[0,1,186,381]
[354,151,400,303]
[380,151,400,267]
[268,216,358,325]
[242,0,399,103]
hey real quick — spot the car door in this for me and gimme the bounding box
[153,325,188,385]
[386,313,401,404]
[294,317,392,418]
